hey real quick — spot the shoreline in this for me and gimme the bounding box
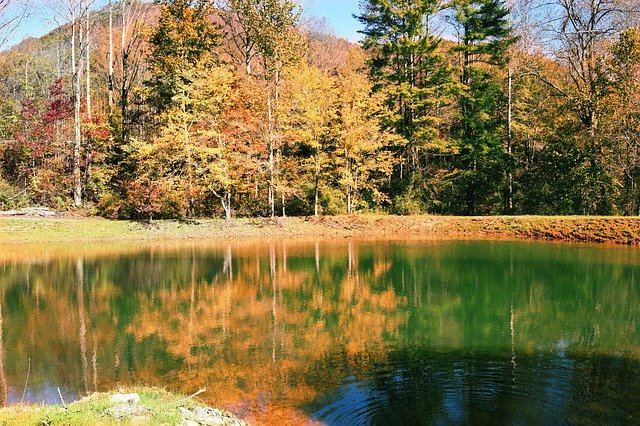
[0,387,247,425]
[1,215,639,246]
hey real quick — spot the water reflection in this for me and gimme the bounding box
[0,240,639,423]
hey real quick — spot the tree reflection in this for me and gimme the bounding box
[0,240,639,423]
[0,298,7,405]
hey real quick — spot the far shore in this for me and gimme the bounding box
[1,214,639,246]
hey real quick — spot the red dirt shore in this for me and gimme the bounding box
[305,215,640,245]
[1,215,639,246]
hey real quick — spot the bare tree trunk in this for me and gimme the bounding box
[281,192,285,217]
[120,0,128,144]
[314,187,319,216]
[346,156,352,214]
[108,0,114,116]
[57,45,61,77]
[72,0,83,207]
[221,191,232,220]
[314,149,319,217]
[85,0,91,120]
[245,37,251,75]
[274,65,283,218]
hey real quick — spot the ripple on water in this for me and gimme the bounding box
[308,350,640,425]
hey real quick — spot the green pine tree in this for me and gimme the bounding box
[356,0,455,212]
[449,0,515,215]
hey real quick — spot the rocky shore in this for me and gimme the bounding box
[0,388,247,425]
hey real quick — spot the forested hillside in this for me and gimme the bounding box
[0,0,639,219]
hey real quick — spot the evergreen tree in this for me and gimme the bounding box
[448,0,515,215]
[356,0,455,211]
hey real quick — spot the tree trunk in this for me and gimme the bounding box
[72,2,83,207]
[108,0,113,116]
[221,191,232,220]
[314,150,319,217]
[85,2,91,120]
[120,0,128,144]
[507,67,513,213]
[245,35,251,75]
[281,192,285,217]
[183,97,193,218]
[346,156,352,214]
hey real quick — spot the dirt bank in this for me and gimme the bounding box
[1,215,639,245]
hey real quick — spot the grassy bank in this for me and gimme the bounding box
[0,387,245,425]
[1,215,639,245]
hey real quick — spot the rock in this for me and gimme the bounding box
[111,393,141,404]
[0,207,58,217]
[130,415,153,425]
[179,407,197,421]
[107,403,148,420]
[178,406,247,426]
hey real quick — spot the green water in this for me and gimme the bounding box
[0,239,639,424]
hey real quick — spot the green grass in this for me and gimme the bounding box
[0,217,212,244]
[0,387,198,425]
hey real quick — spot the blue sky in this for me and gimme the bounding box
[3,0,363,49]
[305,0,362,41]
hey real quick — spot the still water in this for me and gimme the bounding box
[0,239,639,424]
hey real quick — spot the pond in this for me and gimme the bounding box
[0,239,639,424]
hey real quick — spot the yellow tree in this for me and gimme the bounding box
[279,62,336,216]
[336,48,395,214]
[218,0,302,216]
[133,65,236,219]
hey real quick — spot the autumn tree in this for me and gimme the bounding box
[257,0,302,217]
[5,78,73,206]
[48,0,99,206]
[279,62,336,216]
[218,0,302,216]
[132,0,236,219]
[114,0,151,145]
[609,28,640,215]
[216,0,261,75]
[145,0,220,115]
[217,74,265,217]
[538,0,631,135]
[335,48,394,214]
[523,0,638,214]
[134,66,236,219]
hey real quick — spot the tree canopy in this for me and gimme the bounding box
[1,0,640,218]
